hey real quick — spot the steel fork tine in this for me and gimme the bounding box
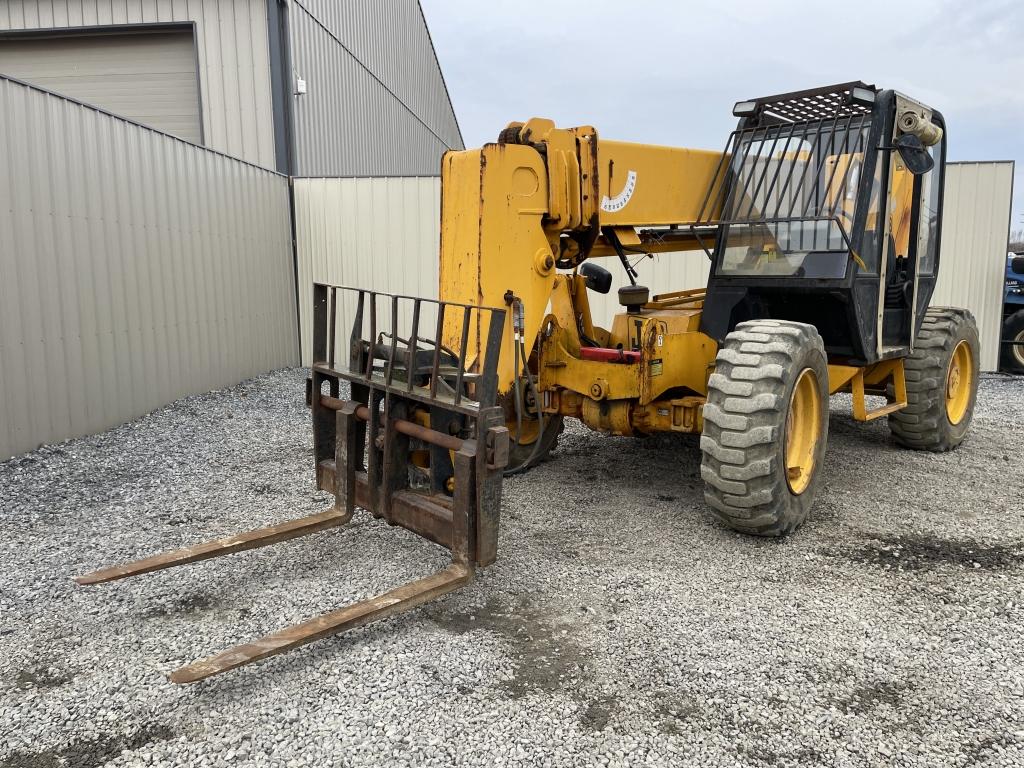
[75,508,352,585]
[169,564,472,683]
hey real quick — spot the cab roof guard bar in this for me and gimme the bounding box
[690,113,872,259]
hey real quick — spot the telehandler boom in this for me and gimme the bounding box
[77,82,979,682]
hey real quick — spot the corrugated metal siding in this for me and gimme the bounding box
[289,0,462,177]
[582,163,1014,370]
[587,255,711,330]
[0,29,202,143]
[290,163,1012,371]
[933,161,1015,371]
[0,76,297,461]
[0,0,275,168]
[293,176,440,364]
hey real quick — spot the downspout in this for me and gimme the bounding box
[268,0,303,360]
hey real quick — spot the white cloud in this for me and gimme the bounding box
[423,0,1023,228]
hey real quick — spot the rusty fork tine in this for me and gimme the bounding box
[74,508,353,586]
[169,563,472,684]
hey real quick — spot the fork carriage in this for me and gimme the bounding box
[309,283,510,568]
[76,283,510,683]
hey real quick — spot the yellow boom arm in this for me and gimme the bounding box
[439,118,724,394]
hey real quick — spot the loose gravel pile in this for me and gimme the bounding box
[1,368,1022,768]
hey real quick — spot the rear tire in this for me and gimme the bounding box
[1000,310,1024,375]
[507,414,564,472]
[888,307,979,451]
[701,320,829,537]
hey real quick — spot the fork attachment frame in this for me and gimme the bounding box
[75,284,509,683]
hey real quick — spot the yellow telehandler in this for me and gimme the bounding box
[77,81,979,682]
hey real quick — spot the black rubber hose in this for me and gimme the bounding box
[503,298,547,477]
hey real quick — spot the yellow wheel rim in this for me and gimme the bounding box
[785,368,822,495]
[945,340,973,425]
[509,416,541,446]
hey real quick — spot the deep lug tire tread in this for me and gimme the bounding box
[888,307,979,452]
[701,320,829,537]
[1000,309,1024,375]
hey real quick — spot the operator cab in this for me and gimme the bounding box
[698,82,946,364]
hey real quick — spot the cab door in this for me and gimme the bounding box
[879,104,946,351]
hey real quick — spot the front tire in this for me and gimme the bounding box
[888,307,979,451]
[700,320,829,537]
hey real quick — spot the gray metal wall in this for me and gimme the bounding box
[0,0,276,168]
[288,0,463,177]
[0,76,297,461]
[0,28,203,144]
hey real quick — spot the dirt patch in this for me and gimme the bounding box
[1,724,174,768]
[0,751,57,768]
[841,680,907,714]
[579,695,619,731]
[655,694,702,735]
[961,733,1022,766]
[427,595,592,699]
[836,533,1024,572]
[14,665,74,690]
[139,591,220,618]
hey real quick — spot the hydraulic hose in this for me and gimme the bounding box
[503,296,547,477]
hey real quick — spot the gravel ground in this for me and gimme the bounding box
[1,368,1022,768]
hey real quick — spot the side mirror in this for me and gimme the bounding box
[895,134,934,175]
[580,262,613,294]
[1012,256,1024,275]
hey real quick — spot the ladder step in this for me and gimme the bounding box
[854,401,905,421]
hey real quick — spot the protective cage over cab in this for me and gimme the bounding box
[697,82,947,364]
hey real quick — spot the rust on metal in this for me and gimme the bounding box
[315,462,452,552]
[75,284,509,684]
[169,564,472,683]
[319,397,466,453]
[75,508,353,585]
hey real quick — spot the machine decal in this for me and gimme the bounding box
[601,170,637,212]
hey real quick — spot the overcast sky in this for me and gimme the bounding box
[421,0,1023,239]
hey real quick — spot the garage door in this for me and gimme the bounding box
[0,28,201,144]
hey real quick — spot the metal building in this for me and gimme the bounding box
[0,74,298,462]
[0,0,462,175]
[285,1,464,176]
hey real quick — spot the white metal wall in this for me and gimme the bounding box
[587,253,711,329]
[0,76,297,461]
[292,164,1013,371]
[293,176,440,364]
[0,0,276,168]
[933,162,1014,371]
[588,162,1014,370]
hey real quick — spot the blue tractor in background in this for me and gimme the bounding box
[1003,253,1024,373]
